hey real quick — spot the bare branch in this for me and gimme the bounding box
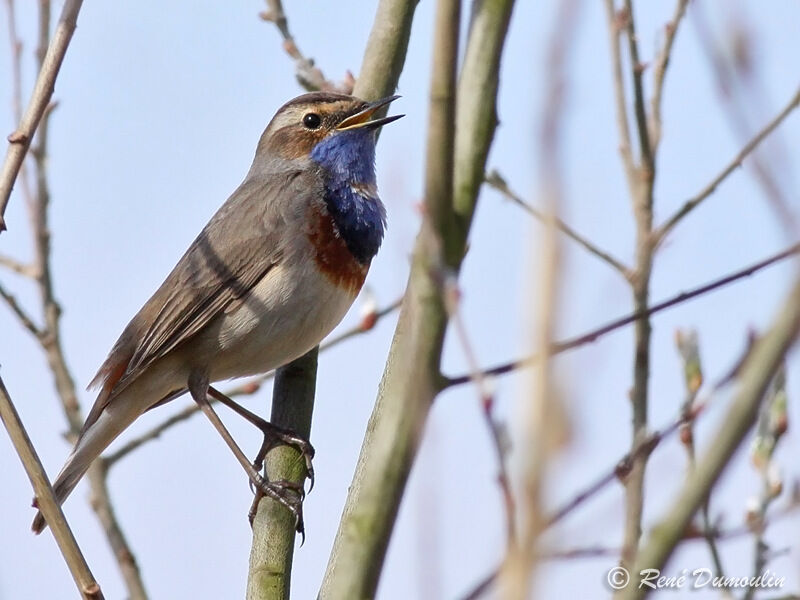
[85,463,147,599]
[621,0,653,172]
[459,398,708,600]
[485,170,631,279]
[675,329,725,578]
[321,0,516,595]
[691,7,798,235]
[442,277,516,547]
[3,0,35,209]
[649,0,689,153]
[0,253,37,277]
[246,348,318,599]
[2,3,149,595]
[603,0,636,185]
[0,0,84,232]
[103,405,200,467]
[618,0,659,572]
[444,242,800,387]
[744,365,788,600]
[0,376,104,599]
[619,277,800,600]
[259,0,353,93]
[655,84,800,246]
[0,282,42,337]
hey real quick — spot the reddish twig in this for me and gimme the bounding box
[259,0,354,93]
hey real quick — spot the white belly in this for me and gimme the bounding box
[204,259,358,382]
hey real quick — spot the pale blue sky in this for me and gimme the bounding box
[1,1,799,599]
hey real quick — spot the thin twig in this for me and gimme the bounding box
[619,278,800,600]
[622,0,653,172]
[3,0,35,210]
[459,397,709,600]
[0,253,36,276]
[649,0,689,153]
[547,397,708,529]
[744,366,788,600]
[444,241,800,387]
[675,329,726,578]
[442,277,516,547]
[457,336,792,600]
[0,376,104,599]
[4,3,149,596]
[691,6,798,236]
[85,462,146,598]
[0,282,42,337]
[0,0,84,232]
[615,0,658,573]
[539,500,800,560]
[485,170,631,279]
[259,0,353,93]
[603,0,635,185]
[654,84,800,246]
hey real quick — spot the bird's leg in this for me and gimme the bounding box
[207,386,315,490]
[188,372,304,534]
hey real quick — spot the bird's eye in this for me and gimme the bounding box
[303,113,322,129]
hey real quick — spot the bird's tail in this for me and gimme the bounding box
[31,446,90,534]
[31,401,138,534]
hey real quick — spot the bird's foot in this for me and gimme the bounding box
[248,475,306,541]
[250,424,315,492]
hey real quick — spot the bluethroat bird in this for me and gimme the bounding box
[32,92,403,534]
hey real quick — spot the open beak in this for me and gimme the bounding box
[337,95,404,131]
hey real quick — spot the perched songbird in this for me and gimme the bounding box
[32,92,402,533]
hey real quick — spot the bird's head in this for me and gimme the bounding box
[254,92,402,181]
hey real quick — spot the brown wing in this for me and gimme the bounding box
[82,170,311,434]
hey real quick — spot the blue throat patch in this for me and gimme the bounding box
[310,129,386,265]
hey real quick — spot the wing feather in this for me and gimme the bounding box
[82,169,312,433]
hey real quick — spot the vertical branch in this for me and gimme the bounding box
[247,348,318,600]
[3,0,35,208]
[744,365,788,600]
[3,2,149,596]
[353,0,420,102]
[0,0,84,231]
[602,0,635,187]
[622,0,653,174]
[321,0,516,597]
[249,0,419,597]
[0,376,104,599]
[620,278,800,600]
[675,330,725,578]
[605,0,685,571]
[320,0,460,594]
[649,0,689,153]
